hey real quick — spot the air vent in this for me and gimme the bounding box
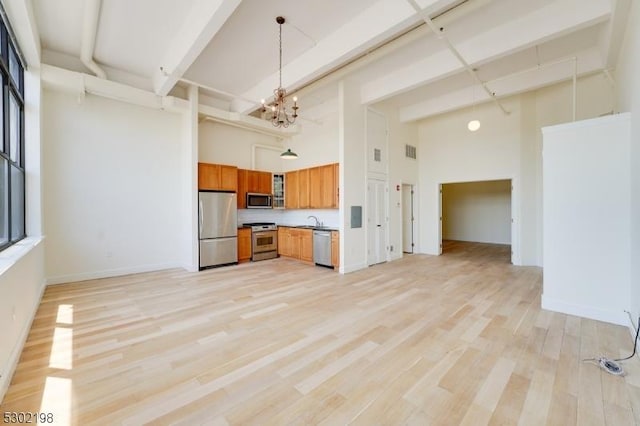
[405,144,417,159]
[374,148,381,162]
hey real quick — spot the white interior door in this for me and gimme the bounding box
[402,184,414,253]
[367,179,387,265]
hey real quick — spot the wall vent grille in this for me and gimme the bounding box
[405,144,417,159]
[374,148,381,162]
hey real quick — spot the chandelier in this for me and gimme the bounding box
[261,16,299,128]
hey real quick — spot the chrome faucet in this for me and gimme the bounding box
[307,215,322,227]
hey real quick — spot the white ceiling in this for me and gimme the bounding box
[32,0,631,122]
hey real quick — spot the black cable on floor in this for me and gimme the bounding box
[614,315,640,362]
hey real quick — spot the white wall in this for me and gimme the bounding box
[42,90,185,283]
[442,180,511,245]
[542,114,631,326]
[199,121,283,171]
[0,69,46,402]
[416,74,614,266]
[374,103,419,260]
[418,96,521,258]
[0,241,46,401]
[339,80,367,272]
[284,110,340,171]
[615,0,640,328]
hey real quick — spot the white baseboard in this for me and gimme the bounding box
[541,295,628,326]
[0,279,46,402]
[341,262,368,274]
[46,262,183,285]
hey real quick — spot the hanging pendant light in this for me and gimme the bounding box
[261,16,299,128]
[468,84,480,132]
[280,148,298,159]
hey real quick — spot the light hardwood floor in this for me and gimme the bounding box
[2,242,639,425]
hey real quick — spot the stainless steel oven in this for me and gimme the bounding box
[243,223,278,261]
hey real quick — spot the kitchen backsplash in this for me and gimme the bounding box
[238,209,339,228]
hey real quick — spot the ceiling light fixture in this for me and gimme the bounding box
[262,16,299,128]
[468,83,480,132]
[280,148,298,159]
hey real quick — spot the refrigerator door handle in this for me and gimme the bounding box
[198,199,203,237]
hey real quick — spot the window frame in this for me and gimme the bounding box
[0,19,25,251]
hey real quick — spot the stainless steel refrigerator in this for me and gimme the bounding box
[199,191,238,269]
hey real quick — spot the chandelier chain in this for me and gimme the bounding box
[278,20,283,89]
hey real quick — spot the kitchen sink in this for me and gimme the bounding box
[295,225,330,230]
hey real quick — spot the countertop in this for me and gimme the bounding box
[277,224,339,231]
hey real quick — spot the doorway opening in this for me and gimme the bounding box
[440,179,512,263]
[402,184,415,254]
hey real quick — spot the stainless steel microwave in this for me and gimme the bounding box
[246,193,273,209]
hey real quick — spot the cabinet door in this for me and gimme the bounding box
[220,165,238,191]
[238,228,252,261]
[278,227,289,256]
[331,231,339,268]
[198,163,221,190]
[300,229,313,262]
[237,169,248,209]
[285,171,299,209]
[289,229,301,259]
[320,164,335,208]
[298,168,310,209]
[309,166,322,208]
[258,171,273,194]
[247,170,259,193]
[333,163,339,208]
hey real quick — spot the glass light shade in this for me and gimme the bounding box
[467,119,481,131]
[280,148,298,159]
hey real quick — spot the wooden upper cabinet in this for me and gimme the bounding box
[198,163,220,190]
[333,163,339,208]
[237,169,248,208]
[298,168,310,208]
[320,164,335,208]
[285,171,299,209]
[308,163,338,209]
[237,169,273,208]
[309,166,322,208]
[220,166,238,191]
[258,171,273,194]
[198,163,237,191]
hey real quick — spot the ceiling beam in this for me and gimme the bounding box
[398,48,603,122]
[153,0,241,96]
[1,0,41,67]
[237,0,428,113]
[361,0,611,105]
[601,0,632,69]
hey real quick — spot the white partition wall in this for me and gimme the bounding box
[542,113,631,325]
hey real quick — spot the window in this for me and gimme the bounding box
[0,17,25,250]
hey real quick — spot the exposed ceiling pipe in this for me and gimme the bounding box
[81,0,106,79]
[405,0,509,115]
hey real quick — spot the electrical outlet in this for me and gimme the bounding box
[390,245,394,252]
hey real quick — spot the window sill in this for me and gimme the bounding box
[0,236,45,276]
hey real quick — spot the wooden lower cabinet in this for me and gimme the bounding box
[278,227,313,263]
[238,228,252,262]
[299,229,313,262]
[331,231,339,268]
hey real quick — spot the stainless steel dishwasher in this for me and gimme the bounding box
[313,230,332,267]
